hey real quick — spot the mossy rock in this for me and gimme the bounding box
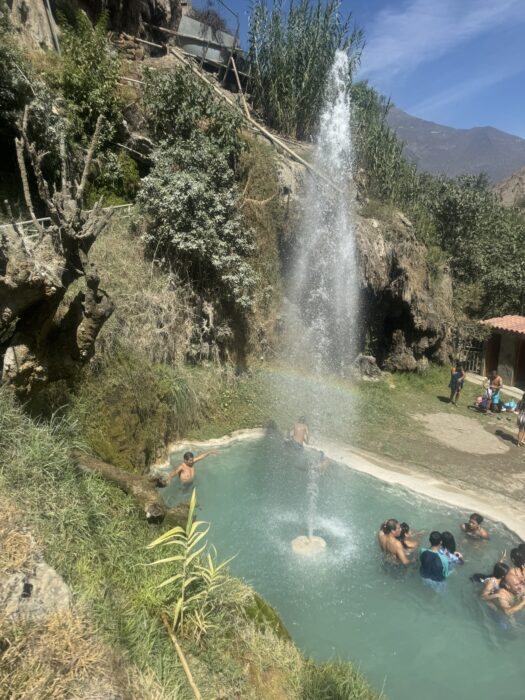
[245,593,291,641]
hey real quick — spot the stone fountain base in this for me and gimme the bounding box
[291,535,327,555]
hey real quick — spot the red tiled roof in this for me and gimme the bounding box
[483,315,525,335]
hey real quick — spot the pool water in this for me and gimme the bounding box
[162,436,525,700]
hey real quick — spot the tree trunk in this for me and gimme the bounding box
[71,450,190,525]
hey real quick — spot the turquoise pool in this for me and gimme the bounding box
[162,435,524,700]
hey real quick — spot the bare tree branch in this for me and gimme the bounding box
[14,137,43,235]
[76,115,104,205]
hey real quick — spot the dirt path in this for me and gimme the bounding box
[413,412,511,455]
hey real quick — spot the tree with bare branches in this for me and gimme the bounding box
[0,108,114,399]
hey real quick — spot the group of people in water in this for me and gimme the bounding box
[378,514,525,617]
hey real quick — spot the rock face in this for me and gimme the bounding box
[492,165,525,208]
[8,0,59,50]
[7,1,181,50]
[356,211,454,371]
[274,150,454,371]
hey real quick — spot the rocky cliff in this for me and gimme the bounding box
[355,211,453,370]
[274,150,454,371]
[7,0,180,50]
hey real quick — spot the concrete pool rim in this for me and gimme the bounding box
[155,428,525,541]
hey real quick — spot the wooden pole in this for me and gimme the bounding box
[161,614,203,700]
[121,33,341,192]
[230,56,250,119]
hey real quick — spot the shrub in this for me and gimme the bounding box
[139,138,255,314]
[86,150,140,206]
[139,68,255,359]
[0,2,33,136]
[249,0,363,139]
[142,67,243,164]
[60,10,121,142]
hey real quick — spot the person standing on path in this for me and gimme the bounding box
[516,393,525,446]
[448,362,465,406]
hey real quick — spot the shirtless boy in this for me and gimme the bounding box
[461,513,489,540]
[291,417,309,446]
[378,519,414,566]
[164,450,218,486]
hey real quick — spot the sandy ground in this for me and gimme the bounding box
[413,412,511,455]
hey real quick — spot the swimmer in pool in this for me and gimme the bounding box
[290,417,309,446]
[484,578,525,617]
[440,531,464,565]
[461,513,489,540]
[378,519,414,566]
[478,563,510,601]
[164,450,218,486]
[504,548,525,595]
[397,522,423,550]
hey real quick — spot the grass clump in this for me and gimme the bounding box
[301,659,383,700]
[69,350,199,471]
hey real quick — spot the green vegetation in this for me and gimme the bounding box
[0,387,381,699]
[148,489,233,640]
[139,68,257,358]
[352,82,525,318]
[249,0,363,138]
[60,10,121,142]
[0,2,32,136]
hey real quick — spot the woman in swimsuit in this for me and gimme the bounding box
[479,563,510,600]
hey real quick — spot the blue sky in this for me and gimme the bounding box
[198,0,525,138]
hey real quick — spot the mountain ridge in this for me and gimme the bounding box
[387,107,525,182]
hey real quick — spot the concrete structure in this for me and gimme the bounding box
[481,315,525,389]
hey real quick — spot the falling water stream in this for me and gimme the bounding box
[288,51,358,544]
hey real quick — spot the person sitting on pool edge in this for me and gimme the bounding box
[290,417,309,446]
[163,450,218,486]
[378,519,414,566]
[420,531,450,588]
[461,513,489,540]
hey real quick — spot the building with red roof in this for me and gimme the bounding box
[481,316,525,389]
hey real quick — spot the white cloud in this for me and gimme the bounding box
[359,0,525,83]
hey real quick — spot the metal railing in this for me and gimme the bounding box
[0,203,134,234]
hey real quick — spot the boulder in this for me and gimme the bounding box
[351,353,382,380]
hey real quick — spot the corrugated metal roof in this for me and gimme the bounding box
[483,315,525,335]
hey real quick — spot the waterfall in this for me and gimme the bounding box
[288,50,358,376]
[287,51,358,548]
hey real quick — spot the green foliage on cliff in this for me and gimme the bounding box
[0,2,32,135]
[60,10,121,142]
[139,68,256,359]
[352,81,525,317]
[249,0,363,139]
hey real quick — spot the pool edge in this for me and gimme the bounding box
[155,428,525,541]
